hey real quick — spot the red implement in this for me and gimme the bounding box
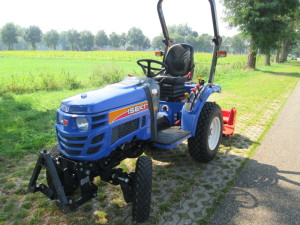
[222,108,236,136]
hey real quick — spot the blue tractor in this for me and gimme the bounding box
[28,0,236,222]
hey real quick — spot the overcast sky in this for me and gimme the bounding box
[1,0,238,39]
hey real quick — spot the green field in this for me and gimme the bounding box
[0,51,265,94]
[0,51,299,224]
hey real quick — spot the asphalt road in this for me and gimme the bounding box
[209,81,300,225]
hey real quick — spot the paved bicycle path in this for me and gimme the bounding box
[209,81,300,225]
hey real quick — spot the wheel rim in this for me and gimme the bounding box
[208,117,221,150]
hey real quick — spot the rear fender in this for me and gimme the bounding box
[181,84,221,136]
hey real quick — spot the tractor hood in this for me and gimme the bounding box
[60,78,148,114]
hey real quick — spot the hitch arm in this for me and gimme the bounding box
[28,151,68,205]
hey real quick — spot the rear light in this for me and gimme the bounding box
[155,51,164,57]
[217,51,227,58]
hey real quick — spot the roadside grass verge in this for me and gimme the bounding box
[0,59,299,224]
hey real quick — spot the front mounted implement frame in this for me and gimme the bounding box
[28,150,98,210]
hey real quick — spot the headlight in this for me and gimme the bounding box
[60,103,69,112]
[76,117,89,131]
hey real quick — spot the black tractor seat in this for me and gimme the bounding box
[154,43,194,85]
[155,43,194,101]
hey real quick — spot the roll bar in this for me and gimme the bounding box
[157,0,222,85]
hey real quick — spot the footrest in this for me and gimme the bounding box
[156,127,191,145]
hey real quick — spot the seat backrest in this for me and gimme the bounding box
[164,43,194,77]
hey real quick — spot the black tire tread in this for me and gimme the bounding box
[132,156,152,223]
[188,102,222,163]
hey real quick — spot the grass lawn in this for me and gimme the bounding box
[0,50,299,224]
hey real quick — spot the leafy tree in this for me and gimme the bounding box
[290,35,300,57]
[142,37,151,50]
[59,31,70,50]
[168,24,199,46]
[109,32,121,49]
[15,36,29,50]
[67,29,80,51]
[0,23,19,50]
[0,40,4,50]
[127,27,148,50]
[222,0,299,69]
[95,30,108,50]
[220,36,231,53]
[197,34,213,53]
[15,26,29,50]
[119,33,127,50]
[171,33,185,44]
[79,30,94,51]
[230,34,248,54]
[169,24,193,36]
[279,7,300,62]
[126,46,134,51]
[152,35,165,50]
[24,25,43,50]
[43,30,60,50]
[184,35,198,50]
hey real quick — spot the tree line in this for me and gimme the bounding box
[0,24,151,51]
[0,23,250,54]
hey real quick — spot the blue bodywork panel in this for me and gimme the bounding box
[60,79,148,114]
[158,101,184,125]
[181,84,221,136]
[56,77,154,161]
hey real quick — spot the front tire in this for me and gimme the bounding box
[188,102,223,163]
[132,156,152,223]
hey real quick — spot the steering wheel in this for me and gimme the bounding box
[137,59,168,77]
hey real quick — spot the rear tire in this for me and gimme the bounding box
[188,102,223,163]
[132,156,152,223]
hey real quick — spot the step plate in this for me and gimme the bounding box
[156,127,191,145]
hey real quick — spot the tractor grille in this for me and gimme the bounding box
[141,116,146,127]
[60,139,84,148]
[69,106,88,113]
[91,114,106,130]
[57,112,107,157]
[58,130,105,156]
[87,145,102,155]
[91,133,104,144]
[60,133,87,141]
[111,118,139,144]
[64,149,81,156]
